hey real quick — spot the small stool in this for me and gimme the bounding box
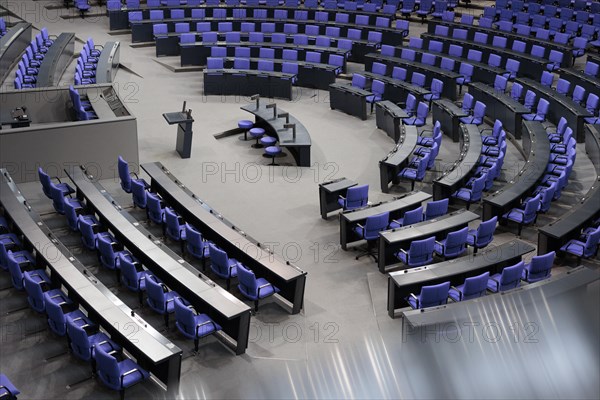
[238,120,253,141]
[249,127,265,148]
[260,136,277,147]
[264,146,281,166]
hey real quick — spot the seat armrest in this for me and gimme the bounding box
[408,293,419,308]
[435,241,444,251]
[450,286,463,300]
[489,277,500,291]
[397,248,408,256]
[121,368,144,386]
[257,282,273,297]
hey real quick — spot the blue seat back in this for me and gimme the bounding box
[402,206,423,226]
[209,243,233,277]
[425,198,448,220]
[363,212,389,240]
[165,207,183,240]
[118,156,132,192]
[461,271,490,300]
[419,281,450,307]
[408,236,435,266]
[66,319,92,361]
[583,228,600,257]
[97,235,118,269]
[119,253,140,290]
[237,263,258,297]
[146,275,167,313]
[131,179,147,208]
[523,194,541,223]
[498,261,525,291]
[344,184,369,210]
[146,192,164,224]
[174,296,196,338]
[185,224,206,258]
[95,346,126,390]
[45,295,67,336]
[23,271,46,312]
[526,251,555,281]
[7,253,25,289]
[444,227,469,257]
[78,215,97,249]
[38,167,53,198]
[475,216,497,248]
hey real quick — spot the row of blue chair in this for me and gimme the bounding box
[39,165,226,353]
[502,119,577,236]
[117,157,281,311]
[116,0,402,12]
[74,38,103,88]
[1,210,149,399]
[134,7,396,25]
[486,1,600,26]
[406,251,556,309]
[13,28,55,90]
[395,216,499,267]
[497,0,598,14]
[69,86,97,121]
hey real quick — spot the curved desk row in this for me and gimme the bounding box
[340,191,432,250]
[141,162,308,314]
[379,124,418,193]
[0,170,183,395]
[559,68,600,105]
[66,166,252,355]
[431,99,469,143]
[240,102,311,167]
[426,19,574,68]
[204,68,295,100]
[517,77,592,143]
[482,120,550,221]
[364,52,459,100]
[180,40,349,68]
[212,56,336,90]
[328,82,372,120]
[0,22,31,84]
[378,209,481,273]
[109,4,399,31]
[433,124,483,201]
[152,21,381,60]
[362,71,431,104]
[401,266,598,329]
[36,32,75,88]
[537,124,600,255]
[408,47,509,86]
[375,100,409,142]
[388,239,535,318]
[420,33,549,81]
[469,81,529,139]
[95,41,121,84]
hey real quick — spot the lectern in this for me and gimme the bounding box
[163,110,194,159]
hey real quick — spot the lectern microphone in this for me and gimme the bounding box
[284,123,296,140]
[266,103,277,119]
[278,113,289,123]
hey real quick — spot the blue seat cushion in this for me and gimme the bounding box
[238,120,253,129]
[0,233,21,249]
[448,285,465,302]
[118,359,149,388]
[249,127,265,138]
[265,146,281,156]
[560,240,585,256]
[398,168,418,179]
[256,277,279,298]
[503,208,525,223]
[260,136,277,146]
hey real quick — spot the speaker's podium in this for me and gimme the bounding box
[163,109,194,159]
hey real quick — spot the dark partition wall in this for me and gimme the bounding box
[0,22,32,84]
[0,85,138,183]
